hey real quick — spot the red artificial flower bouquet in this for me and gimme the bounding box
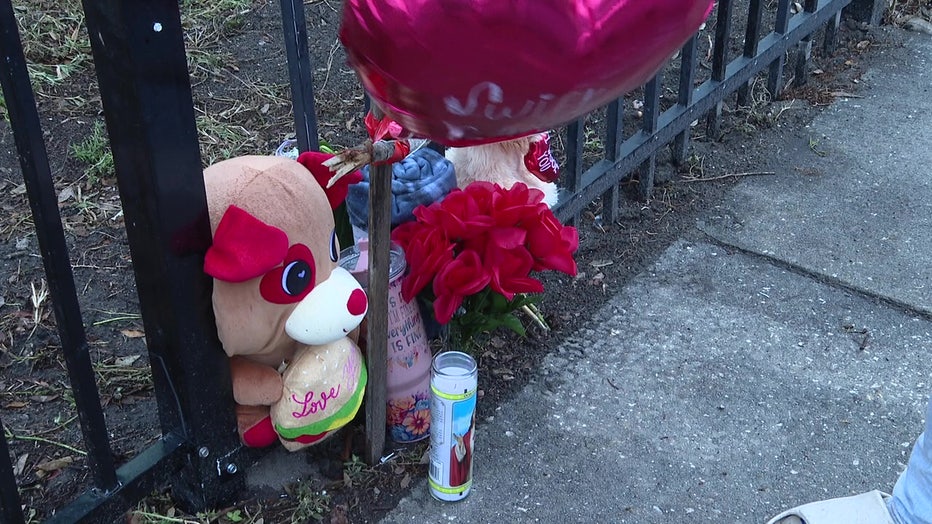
[391,181,578,350]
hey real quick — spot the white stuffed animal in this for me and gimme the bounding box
[445,132,560,207]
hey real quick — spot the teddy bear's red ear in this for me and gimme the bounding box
[205,205,289,282]
[297,151,362,210]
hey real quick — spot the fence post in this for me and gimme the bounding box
[673,35,699,164]
[639,74,662,199]
[768,0,793,99]
[794,0,819,87]
[845,0,887,25]
[0,421,25,524]
[564,119,585,223]
[81,0,244,510]
[279,0,319,155]
[601,98,624,224]
[706,0,733,139]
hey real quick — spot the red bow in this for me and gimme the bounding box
[523,133,560,183]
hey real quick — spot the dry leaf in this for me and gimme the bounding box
[120,329,145,339]
[13,453,28,476]
[115,355,141,366]
[419,449,430,464]
[4,401,27,409]
[29,394,59,403]
[57,186,75,203]
[393,465,405,475]
[36,455,73,472]
[400,473,411,488]
[590,260,614,268]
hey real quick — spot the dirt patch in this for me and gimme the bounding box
[0,0,919,521]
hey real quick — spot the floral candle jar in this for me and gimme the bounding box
[340,240,432,442]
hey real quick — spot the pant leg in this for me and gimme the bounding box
[889,397,932,524]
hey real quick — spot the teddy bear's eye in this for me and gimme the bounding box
[329,230,339,263]
[281,260,312,296]
[259,243,316,304]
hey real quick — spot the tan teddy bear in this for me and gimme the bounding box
[203,154,367,450]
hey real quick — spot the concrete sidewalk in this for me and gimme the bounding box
[378,31,932,523]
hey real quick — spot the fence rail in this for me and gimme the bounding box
[0,0,869,521]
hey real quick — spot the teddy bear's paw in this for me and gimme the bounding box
[241,415,278,448]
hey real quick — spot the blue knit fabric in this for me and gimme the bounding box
[345,147,456,230]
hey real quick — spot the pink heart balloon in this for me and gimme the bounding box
[340,0,714,146]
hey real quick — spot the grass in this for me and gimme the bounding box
[180,0,254,81]
[290,482,332,523]
[13,0,91,90]
[126,479,333,524]
[69,120,114,186]
[14,0,267,166]
[194,78,292,164]
[341,454,368,487]
[13,0,252,90]
[131,491,269,524]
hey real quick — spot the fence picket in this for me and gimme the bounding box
[0,421,25,524]
[81,0,243,513]
[708,0,735,139]
[601,98,625,223]
[639,73,663,198]
[673,35,700,165]
[737,0,765,106]
[280,0,319,154]
[768,0,795,98]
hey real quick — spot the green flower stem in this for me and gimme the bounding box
[521,303,549,331]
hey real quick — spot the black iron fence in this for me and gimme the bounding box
[0,0,875,521]
[552,0,855,224]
